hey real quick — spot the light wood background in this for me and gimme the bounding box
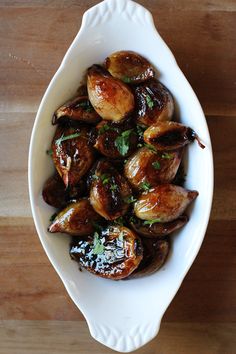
[0,1,236,353]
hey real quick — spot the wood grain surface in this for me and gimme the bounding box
[0,0,236,353]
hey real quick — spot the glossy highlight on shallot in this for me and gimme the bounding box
[42,50,204,280]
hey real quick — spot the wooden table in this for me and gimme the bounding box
[0,1,235,353]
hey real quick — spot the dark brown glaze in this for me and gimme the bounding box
[87,65,135,121]
[67,179,87,201]
[52,125,95,187]
[135,79,174,126]
[70,225,143,280]
[52,95,101,125]
[144,121,205,150]
[90,160,132,220]
[48,199,102,236]
[104,50,155,84]
[129,215,188,238]
[42,173,86,208]
[134,184,198,222]
[42,173,68,209]
[128,238,169,279]
[93,120,138,158]
[124,147,183,190]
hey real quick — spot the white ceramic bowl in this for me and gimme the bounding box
[28,0,213,352]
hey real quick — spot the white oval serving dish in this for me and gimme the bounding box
[28,0,214,352]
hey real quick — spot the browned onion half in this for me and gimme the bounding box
[87,64,135,122]
[134,184,198,222]
[70,225,143,280]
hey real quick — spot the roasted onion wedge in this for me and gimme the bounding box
[124,147,183,190]
[135,79,174,126]
[52,95,100,125]
[104,50,154,84]
[70,226,143,280]
[90,160,132,220]
[128,239,169,278]
[52,125,95,187]
[144,121,205,150]
[129,215,188,238]
[48,199,101,236]
[42,173,68,209]
[42,173,86,208]
[93,120,137,158]
[134,184,198,222]
[87,65,135,121]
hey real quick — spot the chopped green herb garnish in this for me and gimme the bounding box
[146,94,154,109]
[110,183,118,191]
[124,159,128,164]
[140,181,152,192]
[98,124,110,135]
[101,174,110,185]
[46,149,53,156]
[161,152,173,159]
[143,219,161,226]
[152,161,161,170]
[56,132,81,145]
[137,143,143,148]
[136,124,146,139]
[92,174,99,181]
[114,129,133,156]
[122,76,132,83]
[49,213,57,222]
[144,143,157,153]
[93,232,104,255]
[123,195,137,204]
[129,216,136,223]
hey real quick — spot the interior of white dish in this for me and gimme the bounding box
[29,0,213,352]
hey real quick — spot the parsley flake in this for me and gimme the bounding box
[152,161,161,170]
[143,219,161,226]
[136,124,146,139]
[122,76,132,83]
[146,94,154,109]
[161,152,173,159]
[101,174,110,185]
[144,143,157,153]
[56,132,81,145]
[129,216,136,223]
[114,129,133,156]
[98,124,110,135]
[123,195,137,204]
[49,212,57,222]
[140,181,151,192]
[110,183,118,191]
[92,174,99,181]
[93,232,104,255]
